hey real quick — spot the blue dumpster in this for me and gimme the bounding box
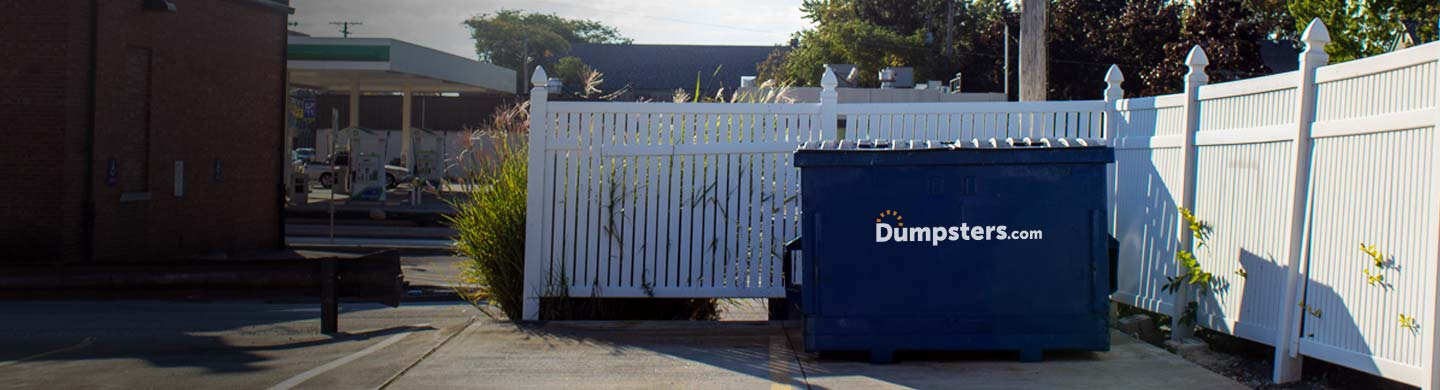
[792,138,1114,363]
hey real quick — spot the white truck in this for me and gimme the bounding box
[301,151,410,189]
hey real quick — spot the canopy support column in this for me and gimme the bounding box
[401,86,413,170]
[348,84,360,128]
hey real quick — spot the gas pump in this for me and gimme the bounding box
[347,127,388,201]
[411,127,445,185]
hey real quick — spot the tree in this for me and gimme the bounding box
[1249,0,1300,41]
[766,0,1011,89]
[764,18,927,87]
[942,0,1015,94]
[1143,0,1271,97]
[769,0,1399,98]
[463,10,631,91]
[1108,0,1185,96]
[552,56,607,98]
[1046,0,1128,99]
[552,57,592,89]
[1289,0,1439,62]
[1099,0,1275,98]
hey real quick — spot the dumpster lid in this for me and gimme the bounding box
[797,137,1106,152]
[794,138,1113,167]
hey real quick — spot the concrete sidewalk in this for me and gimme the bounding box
[388,321,1246,390]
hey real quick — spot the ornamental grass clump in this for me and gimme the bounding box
[447,124,529,320]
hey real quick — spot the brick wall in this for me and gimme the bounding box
[0,0,289,264]
[0,1,93,264]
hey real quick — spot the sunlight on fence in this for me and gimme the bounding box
[522,20,1440,388]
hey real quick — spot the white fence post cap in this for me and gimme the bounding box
[1301,18,1331,46]
[531,66,549,87]
[1184,46,1209,68]
[821,68,838,89]
[1105,65,1124,83]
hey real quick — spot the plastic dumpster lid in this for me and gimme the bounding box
[797,137,1106,152]
[793,137,1113,167]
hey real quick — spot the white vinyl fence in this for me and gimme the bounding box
[521,71,1115,321]
[1110,21,1440,389]
[527,101,822,302]
[522,19,1440,389]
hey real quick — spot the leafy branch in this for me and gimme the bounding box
[1179,207,1213,248]
[1163,207,1219,297]
[1399,314,1419,334]
[1299,301,1323,319]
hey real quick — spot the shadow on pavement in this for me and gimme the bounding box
[448,320,1241,390]
[0,301,416,374]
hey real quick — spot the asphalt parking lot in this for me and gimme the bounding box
[0,300,476,390]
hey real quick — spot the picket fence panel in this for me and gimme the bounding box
[840,100,1108,141]
[534,101,821,298]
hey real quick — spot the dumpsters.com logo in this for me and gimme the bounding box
[874,210,1043,246]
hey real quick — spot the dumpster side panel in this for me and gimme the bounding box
[797,148,1113,357]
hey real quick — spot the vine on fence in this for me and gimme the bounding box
[1399,314,1419,334]
[1163,207,1223,326]
[1359,243,1392,288]
[1358,242,1417,334]
[1163,207,1218,296]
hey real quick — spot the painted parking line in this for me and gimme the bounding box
[267,324,429,390]
[0,336,96,368]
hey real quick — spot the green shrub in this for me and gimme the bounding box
[448,129,529,320]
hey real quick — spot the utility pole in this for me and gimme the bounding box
[1004,25,1010,100]
[943,0,954,57]
[329,21,363,38]
[1019,0,1048,101]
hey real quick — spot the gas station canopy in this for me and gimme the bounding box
[287,36,515,93]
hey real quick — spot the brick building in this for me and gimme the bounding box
[0,0,292,264]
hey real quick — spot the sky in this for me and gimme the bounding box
[290,0,812,59]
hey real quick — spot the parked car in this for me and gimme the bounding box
[292,147,315,164]
[303,151,409,189]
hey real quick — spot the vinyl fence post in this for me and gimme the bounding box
[1102,65,1125,135]
[1272,19,1328,384]
[1428,24,1440,390]
[522,66,550,321]
[1272,19,1324,382]
[820,69,839,140]
[1171,46,1208,342]
[1103,64,1124,324]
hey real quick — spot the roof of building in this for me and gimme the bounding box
[1257,39,1299,74]
[565,43,783,93]
[287,36,515,94]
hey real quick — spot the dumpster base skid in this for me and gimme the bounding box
[803,317,1110,364]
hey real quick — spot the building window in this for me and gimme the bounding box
[119,46,152,193]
